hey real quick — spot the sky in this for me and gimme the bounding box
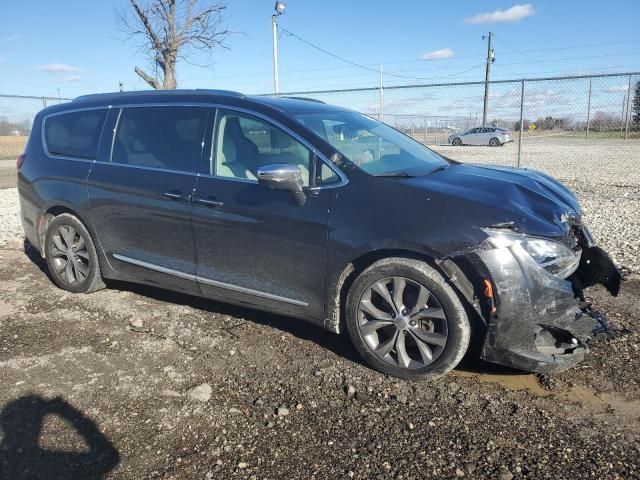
[1,0,639,98]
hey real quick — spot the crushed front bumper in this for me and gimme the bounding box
[446,231,621,374]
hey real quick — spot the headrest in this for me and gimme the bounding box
[270,128,292,149]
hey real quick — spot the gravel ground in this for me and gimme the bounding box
[0,236,639,479]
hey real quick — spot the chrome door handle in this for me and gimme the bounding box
[162,191,185,200]
[194,197,224,207]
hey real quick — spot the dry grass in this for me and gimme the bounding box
[0,136,28,161]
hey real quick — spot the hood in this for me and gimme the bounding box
[403,163,581,238]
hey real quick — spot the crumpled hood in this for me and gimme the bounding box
[404,163,582,238]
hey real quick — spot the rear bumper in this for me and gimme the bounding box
[470,239,620,374]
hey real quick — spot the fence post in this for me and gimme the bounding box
[586,79,592,139]
[621,94,627,137]
[424,116,428,144]
[517,80,525,168]
[379,64,384,123]
[42,97,47,108]
[624,75,632,140]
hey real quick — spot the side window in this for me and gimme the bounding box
[112,106,207,172]
[318,161,340,185]
[214,110,311,186]
[44,110,107,159]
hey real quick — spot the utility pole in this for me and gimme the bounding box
[272,2,286,96]
[482,32,494,127]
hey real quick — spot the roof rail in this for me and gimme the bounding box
[74,89,245,102]
[281,96,325,104]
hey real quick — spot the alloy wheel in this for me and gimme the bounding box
[357,276,449,369]
[50,225,90,285]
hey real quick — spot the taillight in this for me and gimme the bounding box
[17,154,25,169]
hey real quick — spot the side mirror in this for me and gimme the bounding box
[256,164,306,206]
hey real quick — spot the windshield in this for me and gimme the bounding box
[294,111,448,177]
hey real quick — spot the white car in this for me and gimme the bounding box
[448,127,513,146]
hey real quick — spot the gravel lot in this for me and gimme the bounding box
[1,139,639,479]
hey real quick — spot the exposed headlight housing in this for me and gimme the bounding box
[485,230,581,279]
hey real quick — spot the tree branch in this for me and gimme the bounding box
[135,66,162,89]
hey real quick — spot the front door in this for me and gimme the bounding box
[191,109,333,318]
[88,105,210,292]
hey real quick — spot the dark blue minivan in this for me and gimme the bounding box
[17,89,621,379]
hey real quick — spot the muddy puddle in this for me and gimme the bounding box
[456,369,640,420]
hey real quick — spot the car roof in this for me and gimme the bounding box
[58,89,349,117]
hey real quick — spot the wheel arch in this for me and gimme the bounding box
[326,248,444,335]
[37,204,113,280]
[326,248,489,349]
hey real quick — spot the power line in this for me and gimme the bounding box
[278,25,487,82]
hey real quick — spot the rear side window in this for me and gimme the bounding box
[112,106,208,172]
[44,109,107,159]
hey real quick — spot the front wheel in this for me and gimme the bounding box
[345,258,470,380]
[489,137,501,147]
[452,137,462,146]
[44,213,105,294]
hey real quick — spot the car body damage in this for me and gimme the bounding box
[431,167,621,373]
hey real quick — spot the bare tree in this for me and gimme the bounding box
[119,0,230,89]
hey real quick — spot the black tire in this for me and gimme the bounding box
[452,137,462,146]
[489,137,500,147]
[345,257,470,380]
[44,213,105,294]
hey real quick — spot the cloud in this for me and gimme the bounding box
[465,4,534,24]
[605,85,630,93]
[421,48,455,61]
[65,75,81,82]
[4,34,20,42]
[38,63,82,74]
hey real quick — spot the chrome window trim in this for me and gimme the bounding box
[40,101,349,188]
[113,253,308,307]
[108,108,122,163]
[93,160,198,177]
[41,106,111,161]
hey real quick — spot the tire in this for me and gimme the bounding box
[44,213,105,294]
[489,137,500,147]
[452,137,462,146]
[345,257,470,380]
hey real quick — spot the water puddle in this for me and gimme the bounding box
[455,370,640,420]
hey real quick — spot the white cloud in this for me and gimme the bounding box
[465,4,534,24]
[38,63,82,74]
[421,48,455,61]
[65,75,81,82]
[605,85,630,93]
[4,34,20,42]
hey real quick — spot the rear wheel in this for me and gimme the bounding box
[452,137,462,146]
[489,137,501,147]
[345,257,470,380]
[44,213,105,293]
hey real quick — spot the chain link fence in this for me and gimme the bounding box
[0,94,71,160]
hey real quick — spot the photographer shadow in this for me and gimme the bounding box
[0,395,119,480]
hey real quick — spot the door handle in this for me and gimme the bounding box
[162,191,186,201]
[193,197,224,207]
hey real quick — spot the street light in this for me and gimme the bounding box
[272,2,286,96]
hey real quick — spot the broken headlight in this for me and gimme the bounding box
[485,230,581,279]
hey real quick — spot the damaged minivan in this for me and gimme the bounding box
[18,90,621,379]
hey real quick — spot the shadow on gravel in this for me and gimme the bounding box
[0,395,119,480]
